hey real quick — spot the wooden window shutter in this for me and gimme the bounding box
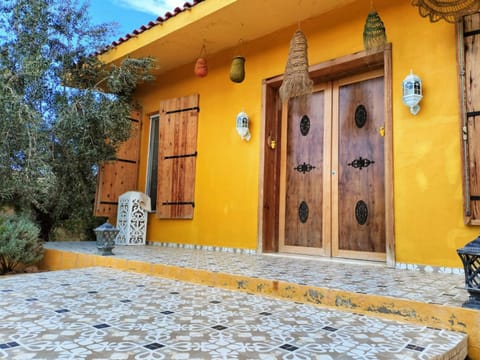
[94,110,141,217]
[461,13,480,224]
[157,94,199,219]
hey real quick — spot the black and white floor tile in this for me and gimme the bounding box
[0,268,467,359]
[45,242,467,307]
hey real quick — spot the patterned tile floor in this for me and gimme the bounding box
[0,267,468,359]
[44,242,468,307]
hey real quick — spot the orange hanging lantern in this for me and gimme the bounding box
[194,44,208,78]
[194,57,208,78]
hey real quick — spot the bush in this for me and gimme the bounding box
[0,213,44,275]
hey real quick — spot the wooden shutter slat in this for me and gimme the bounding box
[157,94,199,219]
[94,110,141,217]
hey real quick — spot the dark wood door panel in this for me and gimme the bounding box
[337,75,385,254]
[284,91,325,249]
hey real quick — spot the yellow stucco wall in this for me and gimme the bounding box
[128,0,478,267]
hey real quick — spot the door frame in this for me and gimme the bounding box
[258,45,395,266]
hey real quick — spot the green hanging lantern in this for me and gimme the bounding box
[230,56,246,83]
[363,9,387,52]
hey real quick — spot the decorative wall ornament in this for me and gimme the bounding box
[116,191,151,245]
[298,201,309,223]
[363,7,387,52]
[300,115,310,136]
[279,29,313,103]
[411,0,480,23]
[294,162,316,174]
[355,200,369,225]
[347,157,375,170]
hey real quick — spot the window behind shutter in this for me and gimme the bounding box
[94,110,141,217]
[461,13,480,224]
[157,94,199,219]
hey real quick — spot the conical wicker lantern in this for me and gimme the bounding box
[279,29,313,103]
[363,9,387,52]
[412,0,480,23]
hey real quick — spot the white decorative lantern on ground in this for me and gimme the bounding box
[116,191,151,245]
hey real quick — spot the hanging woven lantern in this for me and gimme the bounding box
[279,29,313,103]
[363,9,387,52]
[412,0,480,23]
[230,56,246,83]
[194,57,208,78]
[194,44,208,78]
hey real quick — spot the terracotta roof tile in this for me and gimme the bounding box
[95,0,204,56]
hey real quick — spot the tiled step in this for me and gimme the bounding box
[38,243,478,358]
[0,267,468,359]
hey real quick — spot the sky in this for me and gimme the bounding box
[88,0,186,44]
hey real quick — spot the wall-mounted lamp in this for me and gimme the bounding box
[236,111,251,141]
[402,70,423,115]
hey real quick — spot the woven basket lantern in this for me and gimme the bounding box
[363,9,387,52]
[194,44,208,78]
[279,29,313,103]
[194,57,208,78]
[412,0,480,23]
[230,56,246,83]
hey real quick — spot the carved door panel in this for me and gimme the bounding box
[279,85,331,255]
[333,72,386,261]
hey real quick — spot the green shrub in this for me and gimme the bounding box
[0,214,44,274]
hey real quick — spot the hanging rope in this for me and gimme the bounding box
[279,29,313,103]
[411,0,480,23]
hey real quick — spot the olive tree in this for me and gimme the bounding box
[0,0,155,240]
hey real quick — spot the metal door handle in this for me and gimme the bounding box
[267,135,276,149]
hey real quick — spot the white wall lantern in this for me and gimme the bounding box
[402,70,423,115]
[236,111,251,141]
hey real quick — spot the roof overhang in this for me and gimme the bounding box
[99,0,356,74]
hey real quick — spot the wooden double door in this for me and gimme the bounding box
[279,70,386,261]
